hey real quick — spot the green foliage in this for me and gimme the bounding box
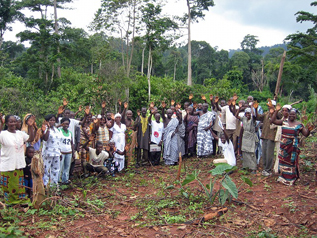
[182,164,252,206]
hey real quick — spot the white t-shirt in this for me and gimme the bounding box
[221,105,238,130]
[59,129,73,153]
[58,118,80,143]
[88,148,109,166]
[150,121,164,144]
[218,138,236,166]
[0,130,29,171]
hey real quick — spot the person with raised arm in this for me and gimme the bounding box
[183,106,199,157]
[234,101,258,173]
[109,113,126,171]
[196,103,216,158]
[211,127,236,166]
[121,102,137,167]
[135,107,150,167]
[271,106,313,186]
[162,101,180,165]
[0,115,30,205]
[93,101,111,151]
[255,99,279,176]
[42,114,63,187]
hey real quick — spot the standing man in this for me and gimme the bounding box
[255,100,277,176]
[162,102,180,165]
[148,109,164,165]
[217,96,238,155]
[196,103,216,158]
[135,107,150,167]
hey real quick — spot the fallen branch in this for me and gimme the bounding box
[38,196,60,208]
[202,208,228,222]
[299,194,317,200]
[185,208,228,224]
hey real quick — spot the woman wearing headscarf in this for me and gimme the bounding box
[109,113,126,172]
[271,107,313,186]
[21,113,41,151]
[0,115,30,205]
[234,106,258,173]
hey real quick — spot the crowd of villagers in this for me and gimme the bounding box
[0,93,314,207]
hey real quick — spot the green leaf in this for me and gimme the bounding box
[182,192,189,198]
[182,172,196,186]
[165,185,175,189]
[219,189,229,205]
[222,176,238,199]
[241,176,253,187]
[210,163,234,175]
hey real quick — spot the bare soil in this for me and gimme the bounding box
[1,143,317,238]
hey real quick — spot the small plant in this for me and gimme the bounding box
[181,163,252,206]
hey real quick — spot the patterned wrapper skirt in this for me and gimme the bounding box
[0,169,30,205]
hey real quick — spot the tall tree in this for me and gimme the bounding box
[0,0,23,48]
[285,2,317,71]
[17,0,72,91]
[140,2,178,101]
[183,0,214,86]
[92,0,142,78]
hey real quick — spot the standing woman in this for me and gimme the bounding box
[109,114,126,171]
[271,107,312,185]
[21,113,41,151]
[121,102,137,167]
[235,106,258,173]
[0,115,30,205]
[42,114,63,186]
[272,105,291,173]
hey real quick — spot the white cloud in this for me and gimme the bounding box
[3,0,315,51]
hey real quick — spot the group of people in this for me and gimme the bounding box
[0,94,314,206]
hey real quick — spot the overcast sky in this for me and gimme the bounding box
[4,0,314,50]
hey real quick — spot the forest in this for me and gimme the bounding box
[0,0,317,118]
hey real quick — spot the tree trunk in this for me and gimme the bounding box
[54,0,61,78]
[173,57,177,81]
[187,0,192,86]
[120,29,125,68]
[91,62,93,74]
[141,47,145,76]
[275,51,286,97]
[127,0,137,78]
[147,47,152,102]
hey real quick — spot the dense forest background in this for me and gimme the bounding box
[0,0,317,119]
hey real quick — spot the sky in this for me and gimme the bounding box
[3,0,314,51]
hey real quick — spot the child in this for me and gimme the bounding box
[148,111,164,165]
[211,129,236,166]
[105,139,120,176]
[24,146,35,198]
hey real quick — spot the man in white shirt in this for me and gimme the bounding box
[221,98,239,154]
[148,111,164,165]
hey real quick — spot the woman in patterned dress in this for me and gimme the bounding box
[272,107,312,185]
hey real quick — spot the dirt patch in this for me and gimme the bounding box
[1,144,317,238]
